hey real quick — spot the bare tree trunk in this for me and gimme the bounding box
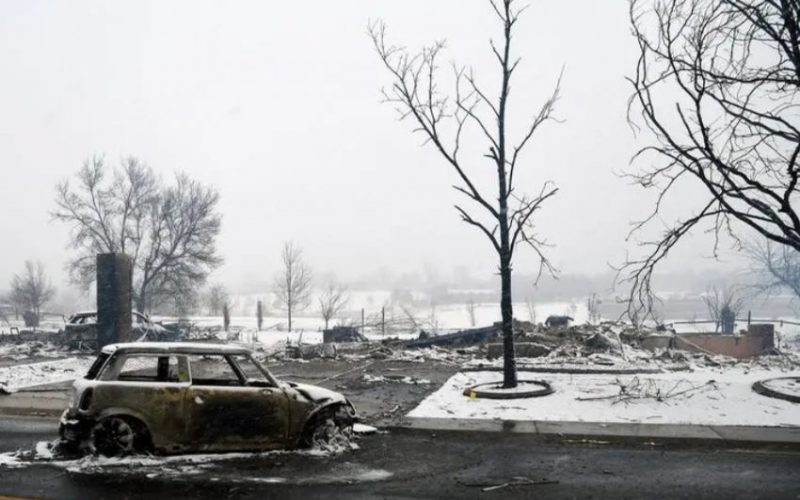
[135,284,147,314]
[500,251,516,387]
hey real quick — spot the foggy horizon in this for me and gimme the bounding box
[0,0,749,296]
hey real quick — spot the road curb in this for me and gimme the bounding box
[390,417,800,449]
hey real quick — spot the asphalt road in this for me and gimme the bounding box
[0,415,798,499]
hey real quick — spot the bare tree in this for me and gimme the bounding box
[272,242,313,332]
[366,304,418,335]
[587,293,602,324]
[204,283,229,316]
[53,156,222,312]
[318,282,349,330]
[745,239,800,302]
[222,303,230,332]
[466,299,477,327]
[10,261,56,326]
[703,286,745,333]
[622,0,800,319]
[525,296,537,324]
[370,0,562,388]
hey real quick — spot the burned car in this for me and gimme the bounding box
[62,311,177,350]
[59,343,358,456]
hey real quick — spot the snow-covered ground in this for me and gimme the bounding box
[408,368,800,427]
[0,342,67,362]
[0,357,95,390]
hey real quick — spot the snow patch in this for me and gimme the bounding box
[353,423,379,434]
[363,374,431,385]
[409,368,800,427]
[0,357,94,389]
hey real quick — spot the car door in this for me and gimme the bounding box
[184,354,290,451]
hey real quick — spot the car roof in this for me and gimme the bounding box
[70,311,97,317]
[70,311,146,318]
[101,342,252,355]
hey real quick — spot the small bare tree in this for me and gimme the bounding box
[371,0,562,388]
[587,293,602,325]
[205,283,229,316]
[466,299,477,327]
[273,242,313,332]
[53,156,222,312]
[703,286,745,334]
[525,296,537,324]
[622,0,800,319]
[318,282,349,330]
[10,261,56,327]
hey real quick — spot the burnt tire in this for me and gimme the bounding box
[300,405,353,448]
[90,416,151,457]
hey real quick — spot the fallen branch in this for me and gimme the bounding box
[576,377,718,404]
[458,477,558,491]
[319,362,375,383]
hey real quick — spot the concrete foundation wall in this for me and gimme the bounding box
[674,330,774,359]
[487,342,550,359]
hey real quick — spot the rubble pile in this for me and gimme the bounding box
[245,318,800,374]
[0,342,66,362]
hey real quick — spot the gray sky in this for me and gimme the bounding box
[0,0,743,293]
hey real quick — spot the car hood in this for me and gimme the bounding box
[288,382,347,405]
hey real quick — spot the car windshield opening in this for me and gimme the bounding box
[230,354,275,386]
[84,353,110,380]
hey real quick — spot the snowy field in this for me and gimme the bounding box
[0,357,95,390]
[408,368,800,427]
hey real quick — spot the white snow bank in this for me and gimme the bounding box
[408,368,800,427]
[0,357,94,389]
[353,423,379,434]
[362,374,431,385]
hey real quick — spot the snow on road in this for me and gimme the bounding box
[0,357,95,389]
[408,368,800,427]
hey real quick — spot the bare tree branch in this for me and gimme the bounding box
[621,0,800,320]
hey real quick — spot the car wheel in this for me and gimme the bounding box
[301,405,353,448]
[90,416,149,456]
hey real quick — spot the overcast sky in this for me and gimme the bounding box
[0,0,744,293]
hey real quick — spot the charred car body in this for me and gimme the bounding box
[59,343,358,455]
[62,311,178,350]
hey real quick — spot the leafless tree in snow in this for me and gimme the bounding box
[53,156,222,312]
[745,239,800,302]
[525,296,537,325]
[621,0,800,320]
[371,0,562,388]
[703,285,746,333]
[587,293,602,324]
[273,241,313,332]
[10,261,55,326]
[466,299,477,327]
[205,283,230,316]
[319,282,349,330]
